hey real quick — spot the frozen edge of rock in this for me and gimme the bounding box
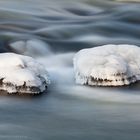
[0,53,50,94]
[73,44,140,86]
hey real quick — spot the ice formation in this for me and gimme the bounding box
[73,44,140,86]
[0,53,50,94]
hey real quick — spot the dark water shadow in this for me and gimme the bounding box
[94,81,140,95]
[0,89,50,100]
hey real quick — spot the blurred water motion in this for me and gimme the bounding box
[0,0,140,140]
[0,0,139,52]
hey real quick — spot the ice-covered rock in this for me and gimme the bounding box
[9,39,51,57]
[73,44,140,86]
[0,53,50,94]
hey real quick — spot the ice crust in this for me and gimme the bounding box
[0,53,50,94]
[73,44,140,86]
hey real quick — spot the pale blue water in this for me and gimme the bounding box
[0,0,140,139]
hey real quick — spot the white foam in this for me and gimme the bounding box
[0,53,50,94]
[73,44,140,86]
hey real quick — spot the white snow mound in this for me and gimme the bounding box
[0,53,50,94]
[73,44,140,86]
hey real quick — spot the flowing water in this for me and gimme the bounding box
[0,0,140,139]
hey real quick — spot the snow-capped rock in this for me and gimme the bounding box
[0,53,50,94]
[73,44,140,86]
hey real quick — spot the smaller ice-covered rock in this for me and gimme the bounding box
[0,53,50,94]
[73,44,140,86]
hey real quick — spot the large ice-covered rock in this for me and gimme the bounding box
[73,44,140,86]
[0,53,50,94]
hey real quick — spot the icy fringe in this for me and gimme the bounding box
[75,71,140,86]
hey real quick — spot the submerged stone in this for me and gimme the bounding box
[9,39,51,57]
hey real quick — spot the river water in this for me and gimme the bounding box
[0,0,140,139]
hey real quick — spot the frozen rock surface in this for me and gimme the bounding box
[0,53,50,94]
[74,44,140,86]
